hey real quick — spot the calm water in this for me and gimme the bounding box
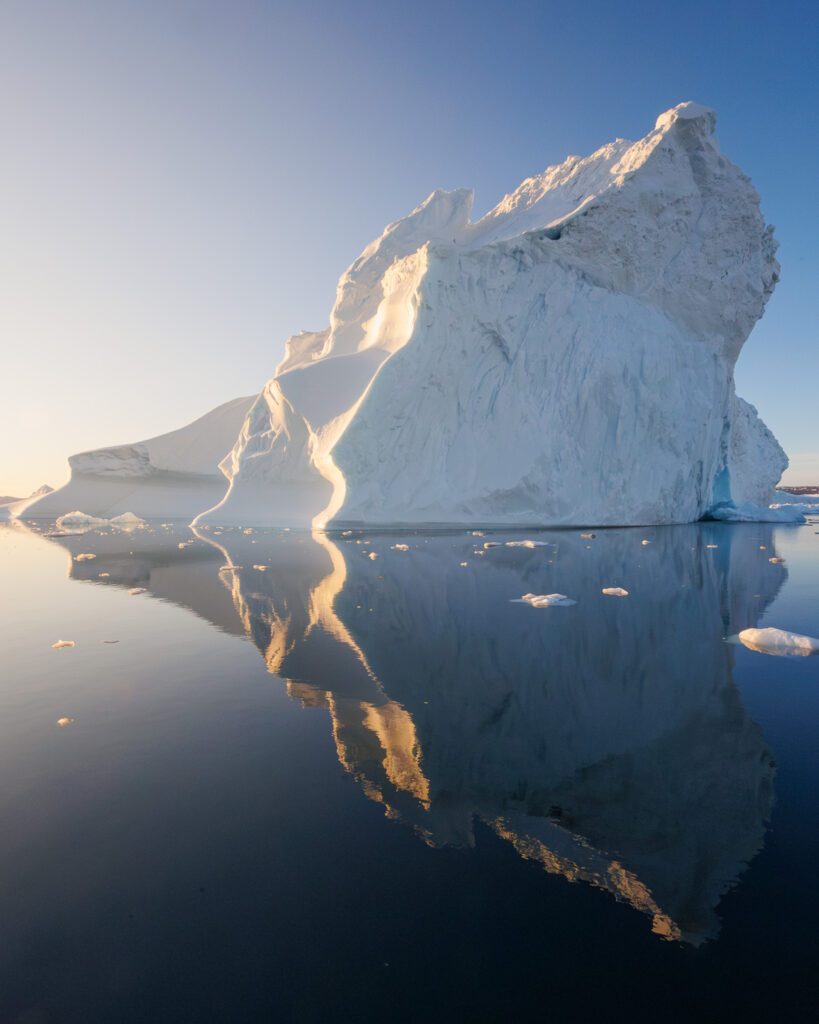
[1,517,818,1022]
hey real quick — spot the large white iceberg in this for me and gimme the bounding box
[193,101,785,528]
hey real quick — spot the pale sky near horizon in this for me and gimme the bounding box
[1,0,817,496]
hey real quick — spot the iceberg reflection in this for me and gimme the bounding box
[43,520,784,944]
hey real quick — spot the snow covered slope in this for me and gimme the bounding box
[197,101,783,528]
[18,396,254,520]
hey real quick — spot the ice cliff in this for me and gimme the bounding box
[194,101,785,528]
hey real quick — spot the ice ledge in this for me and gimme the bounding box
[654,101,717,135]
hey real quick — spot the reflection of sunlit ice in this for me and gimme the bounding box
[199,522,784,945]
[38,518,786,945]
[33,522,245,636]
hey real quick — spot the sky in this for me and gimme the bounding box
[0,0,817,495]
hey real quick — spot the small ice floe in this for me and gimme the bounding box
[391,543,410,551]
[471,530,485,537]
[602,587,629,597]
[641,539,651,546]
[51,640,75,649]
[98,572,110,577]
[218,565,243,573]
[367,551,379,560]
[57,717,74,727]
[759,545,767,550]
[483,541,501,549]
[243,528,253,535]
[706,544,718,549]
[460,561,468,567]
[737,627,819,657]
[768,557,785,564]
[128,587,147,596]
[341,530,353,537]
[515,593,577,608]
[505,540,548,549]
[178,541,191,550]
[252,565,269,571]
[75,553,96,561]
[580,533,595,539]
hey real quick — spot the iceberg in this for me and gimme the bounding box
[195,101,784,528]
[18,397,254,521]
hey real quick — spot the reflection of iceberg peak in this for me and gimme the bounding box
[200,523,780,945]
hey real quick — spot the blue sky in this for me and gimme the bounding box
[1,0,816,493]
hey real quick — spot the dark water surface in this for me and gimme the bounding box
[1,518,818,1022]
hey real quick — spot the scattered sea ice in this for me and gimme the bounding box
[51,640,75,649]
[602,587,629,597]
[738,627,819,657]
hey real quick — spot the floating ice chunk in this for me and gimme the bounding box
[641,539,651,546]
[768,557,785,564]
[252,564,269,571]
[55,510,147,533]
[483,542,501,549]
[243,528,253,535]
[580,533,596,539]
[602,587,629,597]
[51,640,75,649]
[505,540,548,548]
[109,512,147,528]
[75,553,96,561]
[391,543,410,551]
[367,551,379,560]
[128,587,147,595]
[738,627,819,656]
[56,511,108,529]
[460,561,468,567]
[471,531,485,537]
[218,565,243,573]
[706,544,718,549]
[516,593,577,608]
[57,717,74,727]
[98,572,110,577]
